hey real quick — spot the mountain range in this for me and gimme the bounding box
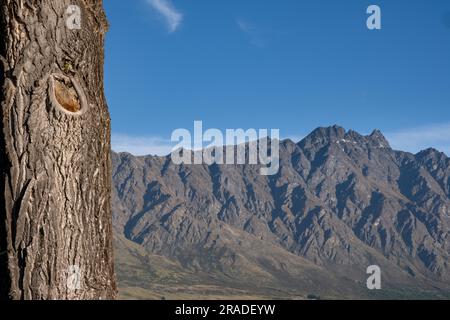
[111,125,450,299]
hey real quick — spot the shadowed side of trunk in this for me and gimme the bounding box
[0,0,116,299]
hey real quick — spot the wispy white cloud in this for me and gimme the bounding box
[236,18,265,47]
[112,124,450,157]
[237,19,256,34]
[146,0,183,33]
[112,134,174,156]
[112,132,282,156]
[386,123,450,155]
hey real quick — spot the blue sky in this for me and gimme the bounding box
[104,0,450,155]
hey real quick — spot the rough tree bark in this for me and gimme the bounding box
[0,0,116,299]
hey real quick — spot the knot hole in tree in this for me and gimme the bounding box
[50,74,87,115]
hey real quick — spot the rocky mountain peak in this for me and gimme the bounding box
[368,129,391,148]
[298,125,346,149]
[298,125,392,152]
[416,147,447,159]
[306,125,346,141]
[112,125,450,299]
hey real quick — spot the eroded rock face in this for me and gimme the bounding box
[112,126,450,295]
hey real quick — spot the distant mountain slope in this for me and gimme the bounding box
[112,125,450,299]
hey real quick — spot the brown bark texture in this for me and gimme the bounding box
[0,0,116,299]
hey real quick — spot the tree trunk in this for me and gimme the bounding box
[0,0,116,299]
